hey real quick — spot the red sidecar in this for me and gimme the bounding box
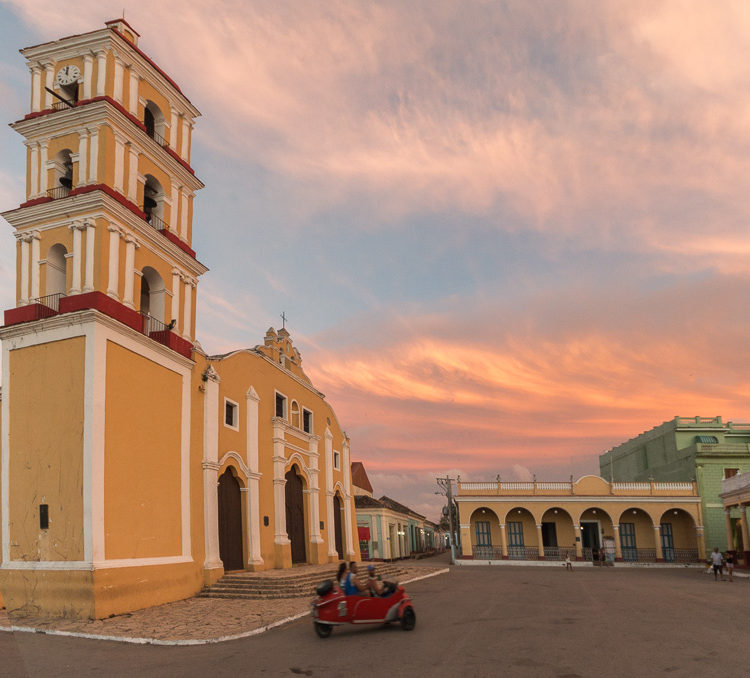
[311,580,416,638]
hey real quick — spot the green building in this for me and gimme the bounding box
[599,416,750,557]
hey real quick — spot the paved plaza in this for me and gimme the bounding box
[1,559,748,677]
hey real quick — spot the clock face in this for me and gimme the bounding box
[55,65,81,87]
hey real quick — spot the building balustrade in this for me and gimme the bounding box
[46,185,71,199]
[458,479,697,496]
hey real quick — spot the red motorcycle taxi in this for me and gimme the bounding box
[311,579,416,638]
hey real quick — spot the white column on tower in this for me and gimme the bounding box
[78,131,89,186]
[113,56,125,103]
[180,189,188,238]
[182,277,194,340]
[30,231,41,300]
[107,225,121,299]
[122,235,139,308]
[113,132,125,193]
[19,234,30,305]
[30,64,42,112]
[245,386,264,566]
[180,117,190,159]
[126,142,139,203]
[43,63,54,109]
[169,108,178,150]
[69,221,84,294]
[39,141,48,195]
[88,127,99,183]
[95,50,107,97]
[83,219,96,293]
[128,67,139,116]
[170,180,179,233]
[29,142,39,197]
[171,268,182,331]
[82,53,93,100]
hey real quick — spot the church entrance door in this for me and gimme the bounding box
[218,469,244,571]
[285,466,307,564]
[333,494,344,559]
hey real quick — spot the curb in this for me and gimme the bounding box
[0,567,449,646]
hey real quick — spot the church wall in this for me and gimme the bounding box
[103,341,183,559]
[8,337,86,562]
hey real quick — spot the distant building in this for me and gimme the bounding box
[352,463,441,560]
[719,471,750,565]
[457,475,703,563]
[599,416,750,557]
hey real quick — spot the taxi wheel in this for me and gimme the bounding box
[314,622,333,638]
[400,607,416,631]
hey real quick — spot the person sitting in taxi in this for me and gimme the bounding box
[366,564,384,596]
[343,561,369,596]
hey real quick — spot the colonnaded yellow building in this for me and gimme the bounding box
[0,19,358,619]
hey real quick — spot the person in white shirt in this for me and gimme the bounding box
[710,547,724,581]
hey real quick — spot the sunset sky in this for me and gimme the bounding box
[2,1,750,519]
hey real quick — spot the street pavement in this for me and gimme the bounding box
[2,561,747,677]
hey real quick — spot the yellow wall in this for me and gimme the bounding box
[103,341,183,559]
[8,337,85,561]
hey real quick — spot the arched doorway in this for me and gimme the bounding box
[659,508,699,562]
[469,507,500,559]
[505,507,537,559]
[285,465,307,564]
[333,493,344,560]
[218,468,243,571]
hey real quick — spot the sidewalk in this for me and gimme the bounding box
[0,564,448,645]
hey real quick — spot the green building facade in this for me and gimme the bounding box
[599,416,750,557]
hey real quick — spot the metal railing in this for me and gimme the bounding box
[142,209,169,232]
[52,100,75,111]
[149,130,167,146]
[472,546,504,560]
[34,292,65,313]
[141,312,170,336]
[621,548,656,562]
[508,545,538,560]
[46,186,71,199]
[663,548,699,563]
[543,546,576,561]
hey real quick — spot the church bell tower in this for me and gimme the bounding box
[0,19,207,618]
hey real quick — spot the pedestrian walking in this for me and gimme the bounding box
[725,552,734,582]
[564,552,573,571]
[710,547,724,581]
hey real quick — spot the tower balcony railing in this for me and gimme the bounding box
[149,130,167,147]
[18,292,67,321]
[46,186,71,200]
[142,210,168,232]
[51,100,75,111]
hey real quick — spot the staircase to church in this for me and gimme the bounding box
[199,563,414,600]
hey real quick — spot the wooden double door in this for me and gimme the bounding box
[218,469,244,571]
[285,466,307,564]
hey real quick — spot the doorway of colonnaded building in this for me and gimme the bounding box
[285,464,307,564]
[469,507,501,559]
[579,507,614,561]
[659,508,699,563]
[333,492,345,560]
[540,507,576,560]
[218,467,244,571]
[618,508,658,562]
[504,507,538,559]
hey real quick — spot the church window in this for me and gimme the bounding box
[291,400,300,428]
[334,450,341,470]
[140,266,166,331]
[275,392,287,419]
[143,174,166,230]
[224,398,239,430]
[144,100,166,145]
[302,408,312,433]
[49,149,73,198]
[45,243,67,298]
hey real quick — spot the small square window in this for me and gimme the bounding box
[303,409,312,433]
[334,450,340,470]
[275,392,287,419]
[725,468,739,479]
[224,398,239,430]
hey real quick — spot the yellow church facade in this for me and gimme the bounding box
[0,19,357,620]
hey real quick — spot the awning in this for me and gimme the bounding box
[357,526,371,541]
